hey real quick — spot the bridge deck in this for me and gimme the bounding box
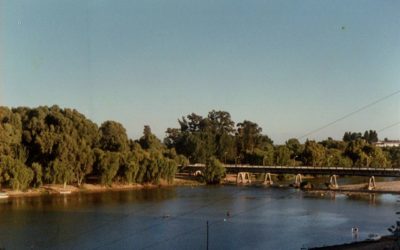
[179,164,400,177]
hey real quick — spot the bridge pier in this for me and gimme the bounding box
[194,170,203,177]
[368,176,376,190]
[294,174,302,187]
[263,173,273,185]
[237,172,251,184]
[329,175,339,189]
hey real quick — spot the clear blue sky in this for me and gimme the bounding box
[1,0,399,144]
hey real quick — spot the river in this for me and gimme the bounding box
[0,185,398,250]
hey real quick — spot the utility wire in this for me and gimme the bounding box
[43,199,167,249]
[46,187,218,249]
[297,89,400,140]
[139,191,299,250]
[378,121,400,133]
[92,187,246,250]
[45,187,216,249]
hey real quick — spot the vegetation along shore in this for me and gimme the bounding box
[0,106,399,196]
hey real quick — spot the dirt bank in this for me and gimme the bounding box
[340,180,400,192]
[2,174,203,198]
[310,235,399,250]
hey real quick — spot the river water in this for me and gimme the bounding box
[0,185,398,250]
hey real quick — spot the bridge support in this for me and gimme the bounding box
[237,172,251,184]
[263,173,273,185]
[294,174,302,187]
[329,175,339,189]
[368,176,376,190]
[194,170,203,177]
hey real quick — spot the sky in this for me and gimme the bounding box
[1,0,399,144]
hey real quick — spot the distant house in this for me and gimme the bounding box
[374,140,400,147]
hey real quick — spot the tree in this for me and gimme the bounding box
[343,132,362,142]
[207,110,236,162]
[31,162,43,187]
[99,121,129,152]
[302,140,326,167]
[139,125,163,150]
[120,151,140,184]
[204,157,226,184]
[363,130,378,143]
[274,146,291,166]
[236,120,262,153]
[0,155,13,189]
[236,120,273,163]
[325,149,353,167]
[73,140,94,186]
[368,146,388,168]
[165,113,207,163]
[9,160,34,191]
[384,147,400,168]
[345,139,367,166]
[96,150,120,186]
[286,138,303,159]
[262,144,275,166]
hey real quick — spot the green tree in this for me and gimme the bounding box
[302,140,326,167]
[343,131,362,142]
[0,155,12,188]
[384,147,400,168]
[9,160,34,191]
[368,146,389,168]
[139,125,164,150]
[99,121,129,152]
[274,145,291,166]
[345,139,367,166]
[286,138,303,160]
[204,157,226,184]
[262,144,275,166]
[120,151,140,184]
[31,162,43,187]
[363,130,378,143]
[236,120,273,163]
[96,150,120,186]
[207,110,236,162]
[325,149,353,167]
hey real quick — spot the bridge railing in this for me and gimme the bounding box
[183,164,400,172]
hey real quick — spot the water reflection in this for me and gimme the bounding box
[0,188,177,212]
[0,186,398,250]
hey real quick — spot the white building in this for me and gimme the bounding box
[375,140,400,147]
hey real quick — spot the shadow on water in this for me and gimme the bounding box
[0,187,178,212]
[0,186,398,250]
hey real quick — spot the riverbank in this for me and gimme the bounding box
[2,174,400,198]
[306,180,400,197]
[2,173,203,198]
[309,235,399,250]
[223,173,400,194]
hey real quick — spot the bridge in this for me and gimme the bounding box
[179,164,400,190]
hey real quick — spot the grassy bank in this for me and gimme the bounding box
[2,173,203,198]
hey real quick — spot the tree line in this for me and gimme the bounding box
[165,110,399,169]
[0,106,187,190]
[0,106,399,190]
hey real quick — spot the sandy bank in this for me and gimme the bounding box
[2,174,203,198]
[310,235,398,250]
[339,180,400,192]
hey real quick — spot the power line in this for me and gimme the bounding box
[297,89,400,140]
[139,191,299,250]
[378,121,400,133]
[44,187,215,249]
[46,187,218,249]
[43,200,164,249]
[92,187,246,250]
